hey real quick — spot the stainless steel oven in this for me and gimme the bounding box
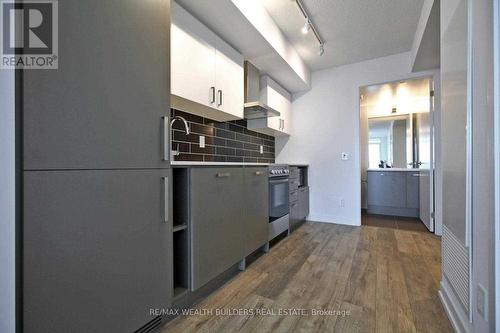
[268,165,290,241]
[269,174,289,220]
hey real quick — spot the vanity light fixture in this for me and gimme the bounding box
[295,0,325,56]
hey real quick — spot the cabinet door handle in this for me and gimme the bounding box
[254,171,264,176]
[210,86,216,104]
[282,119,285,131]
[162,116,169,161]
[217,89,223,106]
[162,176,169,223]
[291,203,298,208]
[216,172,231,178]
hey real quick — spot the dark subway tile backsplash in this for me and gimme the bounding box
[171,109,275,163]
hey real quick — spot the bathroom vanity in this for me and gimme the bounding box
[366,168,426,218]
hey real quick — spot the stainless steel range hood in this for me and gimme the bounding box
[244,62,280,119]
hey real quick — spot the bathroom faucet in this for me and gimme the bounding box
[170,116,190,157]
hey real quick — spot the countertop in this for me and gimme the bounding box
[171,161,271,167]
[367,168,427,172]
[171,161,309,167]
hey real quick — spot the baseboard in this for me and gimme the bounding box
[306,215,361,226]
[439,279,471,333]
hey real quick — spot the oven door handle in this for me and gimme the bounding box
[269,178,289,184]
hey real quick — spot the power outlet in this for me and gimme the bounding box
[477,284,488,320]
[199,136,205,148]
[340,199,345,208]
[260,145,264,154]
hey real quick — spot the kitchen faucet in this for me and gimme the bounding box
[171,116,190,157]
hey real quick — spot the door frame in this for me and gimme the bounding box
[358,74,439,234]
[494,0,500,329]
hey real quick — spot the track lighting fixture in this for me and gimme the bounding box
[295,0,324,56]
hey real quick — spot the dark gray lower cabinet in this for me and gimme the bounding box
[367,171,406,207]
[242,167,269,256]
[406,172,420,209]
[23,170,172,333]
[190,167,268,291]
[290,186,309,230]
[367,171,419,217]
[190,168,245,290]
[290,201,301,229]
[298,187,310,218]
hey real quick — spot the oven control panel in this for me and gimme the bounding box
[269,165,290,177]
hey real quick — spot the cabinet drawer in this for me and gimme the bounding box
[290,201,301,229]
[289,178,299,192]
[298,187,309,219]
[289,190,298,203]
[289,167,299,179]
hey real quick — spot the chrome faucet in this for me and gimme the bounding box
[171,116,190,157]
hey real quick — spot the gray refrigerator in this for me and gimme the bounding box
[21,1,172,332]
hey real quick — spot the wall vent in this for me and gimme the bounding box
[442,225,470,313]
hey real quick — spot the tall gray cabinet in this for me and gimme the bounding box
[21,1,172,332]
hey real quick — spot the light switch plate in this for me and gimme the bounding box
[341,152,350,160]
[199,136,205,148]
[260,145,264,154]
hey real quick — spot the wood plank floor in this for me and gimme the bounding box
[361,213,430,233]
[161,222,452,333]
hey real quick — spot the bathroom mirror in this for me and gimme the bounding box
[368,115,412,168]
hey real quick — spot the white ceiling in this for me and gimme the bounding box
[260,0,425,71]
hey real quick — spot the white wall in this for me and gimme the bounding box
[0,68,16,332]
[276,52,438,226]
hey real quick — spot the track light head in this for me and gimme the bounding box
[318,43,325,56]
[301,18,311,34]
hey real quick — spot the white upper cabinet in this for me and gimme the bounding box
[248,76,292,136]
[171,16,216,109]
[215,45,244,121]
[171,2,243,122]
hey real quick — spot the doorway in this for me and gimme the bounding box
[360,77,436,232]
